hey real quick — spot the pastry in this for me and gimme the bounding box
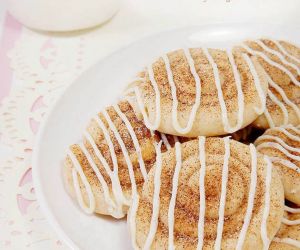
[63,100,182,218]
[125,47,268,137]
[254,124,300,205]
[130,137,284,249]
[270,205,300,249]
[237,39,300,129]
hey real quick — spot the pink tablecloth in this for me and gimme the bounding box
[0,13,22,103]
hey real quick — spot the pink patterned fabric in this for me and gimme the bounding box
[0,13,22,103]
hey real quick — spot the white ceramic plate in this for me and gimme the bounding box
[32,23,300,250]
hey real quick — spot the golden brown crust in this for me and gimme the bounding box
[134,138,284,249]
[129,47,268,137]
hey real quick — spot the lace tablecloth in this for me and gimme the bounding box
[0,1,299,249]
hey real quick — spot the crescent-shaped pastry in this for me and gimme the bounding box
[254,124,300,205]
[125,47,268,137]
[237,39,300,129]
[270,206,300,249]
[63,100,183,218]
[129,137,284,249]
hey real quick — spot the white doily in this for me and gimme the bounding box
[0,12,169,248]
[0,27,94,249]
[0,6,174,247]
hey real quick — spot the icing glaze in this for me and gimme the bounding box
[273,237,300,248]
[133,137,273,249]
[242,40,300,127]
[168,142,182,250]
[271,40,300,65]
[68,148,96,214]
[134,47,266,135]
[197,136,206,250]
[254,40,300,75]
[143,141,163,250]
[67,104,174,216]
[214,137,230,250]
[242,53,266,115]
[236,144,258,250]
[260,156,272,250]
[162,49,201,134]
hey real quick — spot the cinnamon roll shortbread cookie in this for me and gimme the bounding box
[63,100,183,218]
[270,206,300,250]
[237,39,300,129]
[129,137,284,249]
[254,125,300,205]
[125,47,268,137]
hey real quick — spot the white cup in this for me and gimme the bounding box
[8,0,120,31]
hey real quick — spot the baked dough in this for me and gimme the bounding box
[270,207,300,250]
[63,100,181,218]
[130,137,284,249]
[125,47,268,137]
[237,39,300,129]
[255,125,300,205]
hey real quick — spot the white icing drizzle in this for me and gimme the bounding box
[161,49,201,134]
[256,134,300,153]
[134,63,161,130]
[254,40,300,75]
[242,53,266,114]
[263,108,275,128]
[273,237,300,248]
[132,137,277,249]
[143,141,163,250]
[134,47,269,135]
[284,205,300,213]
[226,49,245,131]
[266,74,300,122]
[261,156,272,250]
[282,217,300,225]
[256,142,300,162]
[102,109,138,197]
[102,109,146,248]
[68,149,95,214]
[287,124,300,133]
[197,136,206,250]
[271,126,300,142]
[84,131,125,213]
[161,133,171,150]
[129,195,139,250]
[168,142,182,250]
[267,90,289,125]
[214,137,231,250]
[272,40,300,65]
[236,144,258,250]
[241,43,300,87]
[113,103,148,181]
[203,48,241,133]
[269,157,300,173]
[242,41,300,127]
[68,101,166,216]
[93,115,130,205]
[79,142,121,216]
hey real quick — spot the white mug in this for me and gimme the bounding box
[8,0,120,31]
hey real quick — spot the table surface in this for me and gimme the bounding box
[0,1,300,249]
